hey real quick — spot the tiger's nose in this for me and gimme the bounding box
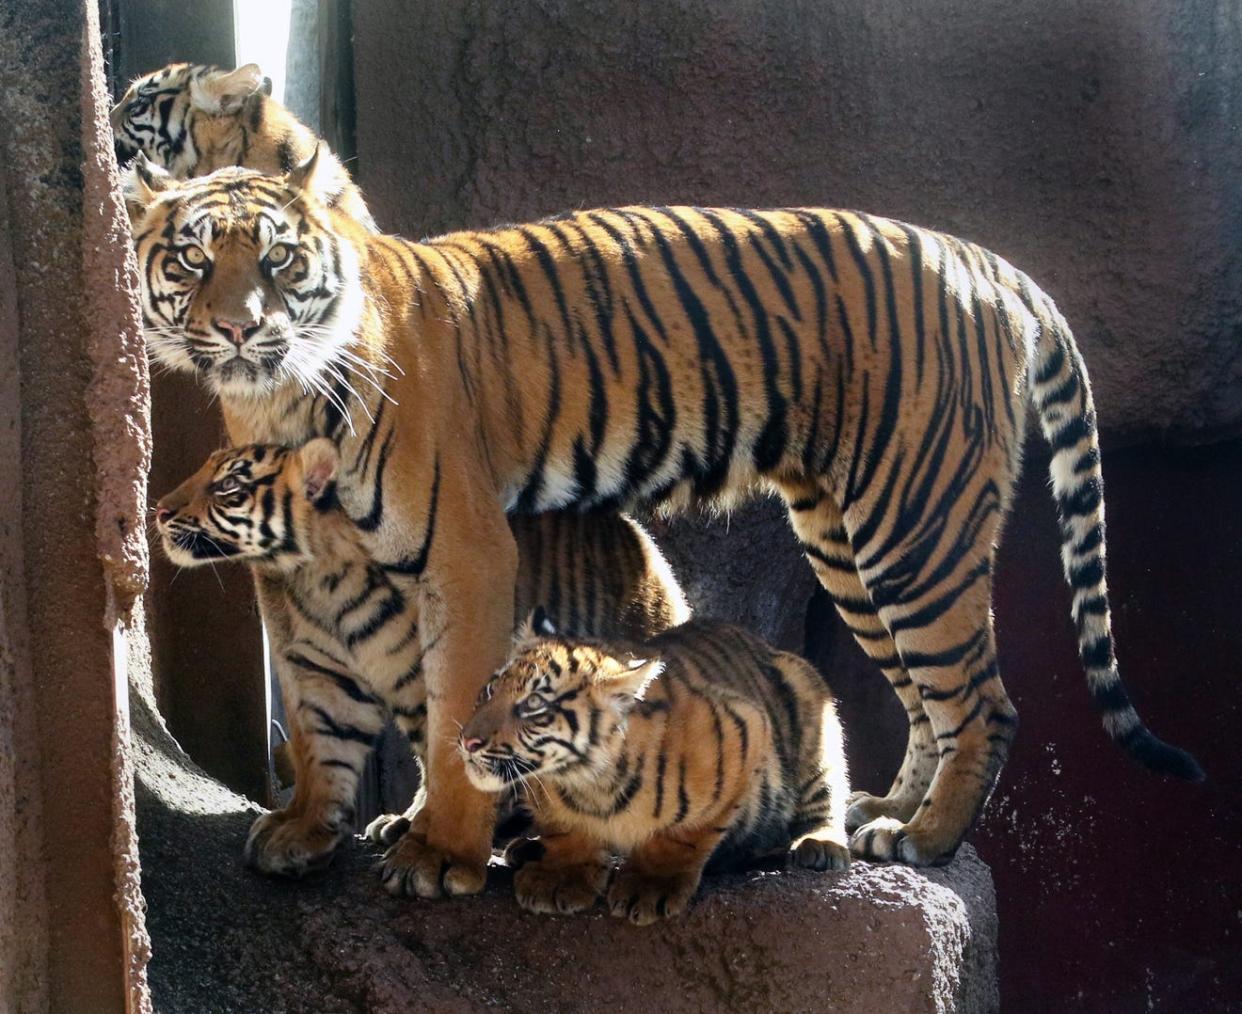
[213,317,262,347]
[461,736,486,754]
[154,505,172,526]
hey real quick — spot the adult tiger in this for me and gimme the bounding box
[123,150,1200,893]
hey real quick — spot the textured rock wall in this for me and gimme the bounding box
[354,0,1242,448]
[0,1,153,1009]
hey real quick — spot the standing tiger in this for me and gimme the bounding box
[124,146,1201,896]
[462,614,849,924]
[153,438,685,879]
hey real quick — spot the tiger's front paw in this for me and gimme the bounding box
[379,830,488,899]
[844,790,918,833]
[791,834,851,872]
[364,811,412,847]
[848,816,954,866]
[607,867,700,925]
[514,859,609,916]
[244,808,348,878]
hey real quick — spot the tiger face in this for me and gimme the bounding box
[155,439,340,568]
[122,150,363,397]
[459,615,664,793]
[111,63,270,174]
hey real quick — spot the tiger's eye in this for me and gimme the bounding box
[520,692,548,714]
[266,243,293,269]
[215,477,240,495]
[178,245,208,270]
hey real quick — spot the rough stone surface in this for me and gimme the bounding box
[0,1,153,1009]
[0,96,50,1014]
[354,0,1242,448]
[136,703,998,1014]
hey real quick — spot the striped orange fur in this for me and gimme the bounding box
[125,148,1201,890]
[462,615,849,923]
[154,439,687,878]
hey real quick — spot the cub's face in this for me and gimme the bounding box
[123,153,362,398]
[111,62,269,175]
[459,620,663,793]
[154,439,339,568]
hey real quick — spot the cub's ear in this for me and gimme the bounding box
[120,153,174,222]
[599,655,665,713]
[298,438,340,507]
[190,63,266,114]
[514,607,558,649]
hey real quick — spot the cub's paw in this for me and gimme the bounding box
[244,808,347,878]
[514,860,609,916]
[379,830,488,899]
[607,867,699,926]
[364,811,412,847]
[848,817,954,867]
[791,835,851,872]
[844,791,918,833]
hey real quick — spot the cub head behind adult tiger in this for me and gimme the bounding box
[460,615,850,923]
[111,62,376,230]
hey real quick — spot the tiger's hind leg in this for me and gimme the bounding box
[841,495,1018,866]
[781,482,937,830]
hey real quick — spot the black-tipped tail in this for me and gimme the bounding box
[1026,298,1204,784]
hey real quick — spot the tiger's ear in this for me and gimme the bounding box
[285,142,336,201]
[298,438,340,507]
[514,607,558,649]
[120,153,174,222]
[190,63,266,115]
[598,655,665,713]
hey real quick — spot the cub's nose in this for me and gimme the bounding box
[461,736,486,754]
[154,505,172,525]
[213,317,262,347]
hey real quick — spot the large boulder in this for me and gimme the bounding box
[135,674,997,1013]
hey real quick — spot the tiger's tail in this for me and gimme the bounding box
[1024,289,1204,781]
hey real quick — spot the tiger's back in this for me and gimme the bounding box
[512,512,690,640]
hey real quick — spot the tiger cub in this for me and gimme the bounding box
[460,615,850,924]
[155,439,687,880]
[111,62,377,230]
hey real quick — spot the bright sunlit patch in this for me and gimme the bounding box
[233,0,292,102]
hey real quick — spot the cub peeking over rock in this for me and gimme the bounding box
[461,615,850,924]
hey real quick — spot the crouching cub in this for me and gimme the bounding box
[460,616,850,925]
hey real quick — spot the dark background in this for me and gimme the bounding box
[118,0,1242,1009]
